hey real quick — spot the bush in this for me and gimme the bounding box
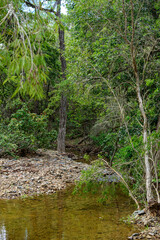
[0,105,57,155]
[90,132,118,158]
[90,128,147,203]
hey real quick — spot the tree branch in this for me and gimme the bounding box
[122,0,127,38]
[24,0,57,15]
[102,158,140,209]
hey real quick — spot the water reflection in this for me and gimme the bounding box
[25,229,28,240]
[0,224,7,240]
[0,185,138,240]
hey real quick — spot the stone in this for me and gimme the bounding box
[0,149,118,199]
[132,233,140,237]
[138,210,146,215]
[128,236,133,240]
[133,210,145,216]
[148,232,155,236]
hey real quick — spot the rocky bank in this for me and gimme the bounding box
[0,149,114,199]
[1,149,160,239]
[128,210,160,240]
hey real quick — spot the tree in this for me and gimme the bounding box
[0,0,49,99]
[0,0,68,153]
[66,0,160,204]
[24,0,67,153]
[57,0,67,153]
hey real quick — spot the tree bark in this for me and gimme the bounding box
[57,0,67,153]
[131,48,153,203]
[57,94,67,153]
[133,55,153,203]
[135,59,153,204]
[130,0,153,203]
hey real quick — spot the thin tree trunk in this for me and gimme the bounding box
[133,57,153,203]
[131,49,153,203]
[130,0,153,203]
[57,94,67,153]
[131,43,153,204]
[57,0,67,153]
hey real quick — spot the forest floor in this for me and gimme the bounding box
[0,149,113,199]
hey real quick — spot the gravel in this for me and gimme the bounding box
[0,149,116,199]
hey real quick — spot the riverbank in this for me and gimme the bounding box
[0,149,114,199]
[0,149,87,199]
[128,209,160,239]
[1,149,159,239]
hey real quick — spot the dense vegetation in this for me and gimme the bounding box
[0,0,160,205]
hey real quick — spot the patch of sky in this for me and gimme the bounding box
[23,0,67,15]
[62,0,67,14]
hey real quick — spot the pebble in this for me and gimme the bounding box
[133,210,145,216]
[0,150,117,199]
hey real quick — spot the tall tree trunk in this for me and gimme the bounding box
[131,48,153,203]
[130,0,153,203]
[57,94,67,153]
[57,0,67,153]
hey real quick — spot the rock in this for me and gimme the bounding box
[146,236,153,239]
[138,210,146,215]
[133,210,145,216]
[132,233,140,237]
[128,233,139,240]
[149,232,155,236]
[0,149,117,199]
[128,236,133,240]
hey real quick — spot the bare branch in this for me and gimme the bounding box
[130,0,135,50]
[24,0,57,15]
[102,158,140,209]
[0,4,14,26]
[122,0,127,38]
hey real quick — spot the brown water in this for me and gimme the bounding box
[0,185,138,240]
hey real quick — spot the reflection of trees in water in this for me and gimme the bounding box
[0,224,7,240]
[25,228,28,240]
[0,194,65,240]
[0,187,136,240]
[57,191,64,240]
[0,200,29,240]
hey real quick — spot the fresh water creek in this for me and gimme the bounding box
[0,151,140,240]
[0,186,139,240]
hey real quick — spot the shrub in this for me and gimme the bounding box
[90,132,118,158]
[0,105,57,156]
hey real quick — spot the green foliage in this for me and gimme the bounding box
[0,0,159,205]
[73,158,129,203]
[0,1,60,99]
[0,105,57,155]
[73,160,105,194]
[83,153,90,162]
[91,132,118,158]
[73,159,117,203]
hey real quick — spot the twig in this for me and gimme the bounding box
[122,0,127,38]
[102,158,140,209]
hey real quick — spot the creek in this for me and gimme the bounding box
[0,184,139,240]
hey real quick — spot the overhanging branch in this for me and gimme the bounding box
[24,0,57,15]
